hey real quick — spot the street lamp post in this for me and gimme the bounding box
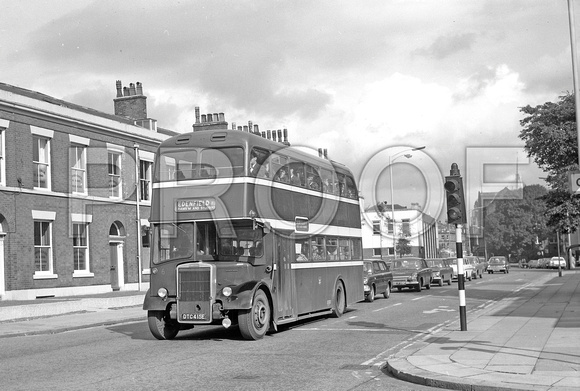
[389,146,426,258]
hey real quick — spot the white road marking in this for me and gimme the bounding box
[412,295,432,301]
[372,302,402,312]
[423,307,456,314]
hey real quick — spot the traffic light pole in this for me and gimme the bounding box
[456,224,467,331]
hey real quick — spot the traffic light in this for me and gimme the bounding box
[444,163,466,225]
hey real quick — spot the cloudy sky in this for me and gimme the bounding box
[1,0,575,220]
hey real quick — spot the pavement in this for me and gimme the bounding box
[0,271,579,391]
[0,290,146,338]
[385,269,580,391]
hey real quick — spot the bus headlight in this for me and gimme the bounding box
[222,287,232,297]
[157,287,168,299]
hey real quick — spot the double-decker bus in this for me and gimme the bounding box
[144,128,363,340]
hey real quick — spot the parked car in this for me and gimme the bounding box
[527,259,540,268]
[363,260,393,302]
[465,255,485,279]
[538,258,551,268]
[487,256,510,273]
[548,257,566,269]
[448,257,475,281]
[519,259,529,268]
[390,257,432,292]
[424,258,453,286]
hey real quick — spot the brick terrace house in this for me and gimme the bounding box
[0,81,178,300]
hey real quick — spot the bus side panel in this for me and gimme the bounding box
[343,264,364,304]
[294,266,328,314]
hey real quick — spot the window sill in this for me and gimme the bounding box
[73,271,94,278]
[33,273,58,280]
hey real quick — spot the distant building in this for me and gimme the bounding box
[361,201,438,259]
[0,81,180,300]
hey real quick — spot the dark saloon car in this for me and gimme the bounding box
[363,260,393,302]
[390,257,432,292]
[487,256,509,274]
[424,258,453,286]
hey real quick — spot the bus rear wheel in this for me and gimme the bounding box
[148,310,180,340]
[331,280,346,318]
[238,290,270,340]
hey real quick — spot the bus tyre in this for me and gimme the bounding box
[383,284,391,299]
[238,290,270,340]
[331,280,346,318]
[365,286,375,303]
[148,310,180,340]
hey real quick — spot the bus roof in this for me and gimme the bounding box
[158,129,353,175]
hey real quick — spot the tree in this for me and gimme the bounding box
[484,185,549,260]
[519,93,580,233]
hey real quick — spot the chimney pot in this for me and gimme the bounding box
[213,113,219,122]
[136,82,143,95]
[243,125,248,132]
[115,80,122,97]
[207,113,213,122]
[232,122,236,130]
[318,148,323,157]
[219,112,225,122]
[123,86,130,96]
[201,114,207,123]
[129,83,136,96]
[195,107,200,124]
[267,130,271,140]
[237,126,243,131]
[253,124,259,134]
[277,129,282,142]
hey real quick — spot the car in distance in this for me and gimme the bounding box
[391,257,432,292]
[527,259,540,269]
[548,256,566,269]
[363,260,393,302]
[424,258,453,286]
[538,258,551,268]
[487,256,509,274]
[449,257,475,281]
[465,255,485,279]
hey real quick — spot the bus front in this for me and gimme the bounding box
[143,136,274,340]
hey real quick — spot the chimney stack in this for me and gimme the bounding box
[192,108,229,131]
[114,80,147,120]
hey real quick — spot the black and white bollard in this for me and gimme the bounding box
[456,224,467,331]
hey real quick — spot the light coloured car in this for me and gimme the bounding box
[548,257,566,269]
[448,257,475,281]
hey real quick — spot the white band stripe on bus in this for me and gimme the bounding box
[153,177,360,205]
[291,261,363,269]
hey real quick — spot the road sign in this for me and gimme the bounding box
[568,171,580,194]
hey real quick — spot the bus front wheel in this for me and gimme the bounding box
[238,290,270,340]
[331,280,346,318]
[148,310,180,340]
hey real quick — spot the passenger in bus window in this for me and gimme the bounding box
[290,168,301,186]
[312,245,324,261]
[274,167,289,183]
[296,240,309,262]
[340,246,351,260]
[307,175,320,190]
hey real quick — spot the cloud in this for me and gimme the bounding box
[415,33,477,60]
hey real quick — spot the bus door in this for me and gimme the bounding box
[273,234,296,321]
